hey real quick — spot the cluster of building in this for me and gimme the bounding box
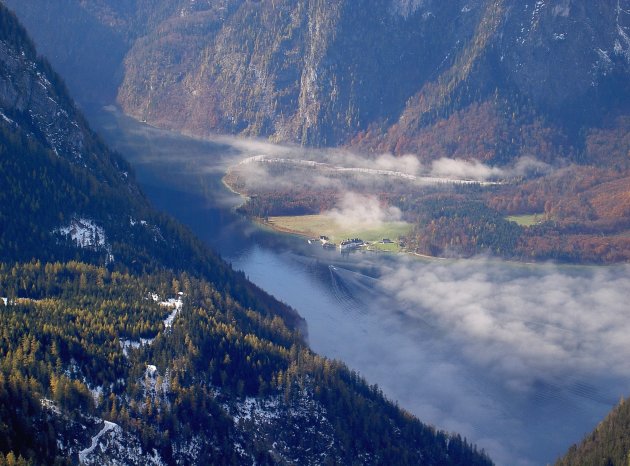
[309,236,397,252]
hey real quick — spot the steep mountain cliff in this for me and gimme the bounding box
[5,0,630,265]
[4,0,629,164]
[0,5,494,465]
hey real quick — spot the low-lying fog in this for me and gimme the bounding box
[236,251,630,466]
[92,107,630,466]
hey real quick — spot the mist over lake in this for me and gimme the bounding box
[91,106,630,466]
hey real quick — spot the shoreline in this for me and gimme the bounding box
[117,108,619,270]
[221,177,250,207]
[253,216,423,258]
[252,215,612,269]
[256,218,313,238]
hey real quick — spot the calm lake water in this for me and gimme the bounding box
[90,106,630,466]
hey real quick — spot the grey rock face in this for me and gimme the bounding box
[0,38,86,164]
[499,0,630,110]
[5,0,630,156]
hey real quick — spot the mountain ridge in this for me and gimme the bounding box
[0,4,494,465]
[5,0,629,167]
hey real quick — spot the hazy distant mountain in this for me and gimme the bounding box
[4,0,630,165]
[0,5,494,465]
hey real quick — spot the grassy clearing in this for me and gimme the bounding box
[266,214,412,246]
[506,213,544,227]
[364,241,401,252]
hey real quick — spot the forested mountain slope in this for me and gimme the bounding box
[555,397,630,466]
[0,5,493,465]
[4,0,629,166]
[5,0,630,264]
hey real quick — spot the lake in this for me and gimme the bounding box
[89,106,630,466]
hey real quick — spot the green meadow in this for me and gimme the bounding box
[266,214,411,250]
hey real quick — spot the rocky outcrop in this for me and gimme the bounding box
[4,0,630,163]
[0,25,86,164]
[113,0,486,147]
[0,8,132,184]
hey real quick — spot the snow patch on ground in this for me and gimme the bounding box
[161,293,184,329]
[130,217,164,243]
[142,365,170,406]
[531,0,546,27]
[172,436,203,465]
[233,396,282,425]
[89,386,103,405]
[146,365,158,377]
[55,217,113,262]
[129,217,148,227]
[517,2,547,45]
[592,47,615,84]
[0,111,14,125]
[41,398,62,415]
[119,338,155,357]
[78,421,117,463]
[118,293,183,357]
[77,417,166,465]
[596,48,613,74]
[615,0,630,62]
[230,389,339,465]
[57,217,106,248]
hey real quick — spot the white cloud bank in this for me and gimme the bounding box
[326,192,403,230]
[380,259,630,391]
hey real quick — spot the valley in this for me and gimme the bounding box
[1,1,630,465]
[224,149,630,263]
[92,106,630,466]
[0,8,492,465]
[6,0,630,263]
